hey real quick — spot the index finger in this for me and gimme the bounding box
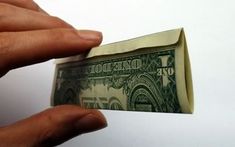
[0,29,102,74]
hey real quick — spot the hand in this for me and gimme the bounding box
[0,1,107,147]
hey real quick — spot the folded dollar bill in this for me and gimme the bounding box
[51,28,194,113]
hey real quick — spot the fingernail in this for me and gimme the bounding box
[77,30,102,41]
[75,112,107,133]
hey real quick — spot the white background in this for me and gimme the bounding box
[0,0,235,146]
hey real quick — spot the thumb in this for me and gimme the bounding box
[0,105,107,147]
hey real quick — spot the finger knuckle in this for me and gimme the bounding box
[46,29,64,41]
[0,33,12,55]
[0,33,13,71]
[48,29,77,42]
[0,3,13,15]
[50,16,72,28]
[35,111,58,139]
[11,0,39,11]
[41,108,63,126]
[20,0,34,4]
[16,0,27,4]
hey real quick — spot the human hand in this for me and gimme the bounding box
[0,1,107,147]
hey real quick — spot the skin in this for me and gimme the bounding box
[0,0,107,147]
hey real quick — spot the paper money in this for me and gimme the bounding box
[51,28,194,113]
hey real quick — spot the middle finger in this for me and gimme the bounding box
[0,3,72,32]
[0,0,48,14]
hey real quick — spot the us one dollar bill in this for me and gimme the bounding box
[51,28,194,113]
